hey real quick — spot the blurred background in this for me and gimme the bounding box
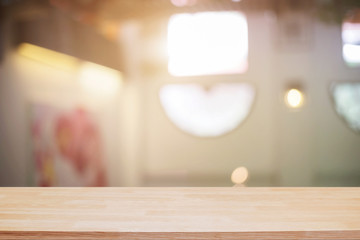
[0,0,360,187]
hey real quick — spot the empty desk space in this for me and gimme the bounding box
[0,188,359,239]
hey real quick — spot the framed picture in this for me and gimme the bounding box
[30,103,108,186]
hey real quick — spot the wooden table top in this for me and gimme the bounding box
[0,187,359,239]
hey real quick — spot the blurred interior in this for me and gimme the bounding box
[0,0,360,187]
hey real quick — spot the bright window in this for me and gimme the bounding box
[342,10,360,67]
[167,11,248,76]
[159,83,255,137]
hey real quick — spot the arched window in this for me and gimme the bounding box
[332,82,360,133]
[159,83,255,137]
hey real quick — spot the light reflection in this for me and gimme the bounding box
[18,43,122,97]
[18,43,79,72]
[159,83,255,137]
[167,11,248,76]
[79,62,122,97]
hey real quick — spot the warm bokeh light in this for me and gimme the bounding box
[18,43,79,71]
[285,88,304,108]
[231,167,249,184]
[99,21,120,41]
[167,11,248,76]
[159,83,255,137]
[79,62,122,97]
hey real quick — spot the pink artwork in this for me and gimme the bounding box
[31,105,107,186]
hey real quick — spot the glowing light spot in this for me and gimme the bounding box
[18,43,79,71]
[159,83,255,137]
[79,62,122,97]
[285,89,304,108]
[231,167,249,184]
[99,21,120,41]
[167,11,248,76]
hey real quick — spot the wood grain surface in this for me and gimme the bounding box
[0,187,359,239]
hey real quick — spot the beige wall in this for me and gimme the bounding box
[0,52,123,186]
[140,12,360,186]
[0,11,360,187]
